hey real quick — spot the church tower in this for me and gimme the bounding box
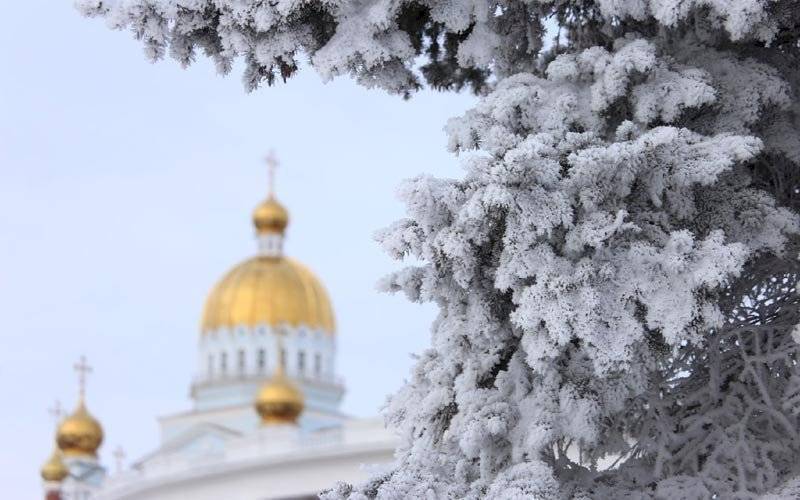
[160,153,345,443]
[41,357,106,500]
[75,154,397,500]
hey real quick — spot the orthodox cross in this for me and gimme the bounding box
[47,400,63,426]
[265,150,279,198]
[74,355,92,400]
[113,446,126,473]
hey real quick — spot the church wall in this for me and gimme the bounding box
[97,419,397,500]
[100,447,393,500]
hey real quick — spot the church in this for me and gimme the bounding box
[40,157,398,499]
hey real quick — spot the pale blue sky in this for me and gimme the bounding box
[0,2,475,497]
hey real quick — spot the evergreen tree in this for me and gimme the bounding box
[80,0,800,496]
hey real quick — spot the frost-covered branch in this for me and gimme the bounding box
[77,0,800,95]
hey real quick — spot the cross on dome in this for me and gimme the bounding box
[74,355,92,400]
[48,400,63,426]
[265,150,279,198]
[113,446,126,473]
[56,356,104,457]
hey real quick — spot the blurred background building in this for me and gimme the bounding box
[40,158,397,500]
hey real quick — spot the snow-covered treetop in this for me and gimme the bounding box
[360,36,800,496]
[77,0,798,95]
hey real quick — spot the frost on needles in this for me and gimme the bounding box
[80,0,800,497]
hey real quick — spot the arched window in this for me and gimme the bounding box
[314,353,322,379]
[220,352,228,375]
[280,348,287,371]
[237,349,246,375]
[257,349,266,373]
[298,350,306,377]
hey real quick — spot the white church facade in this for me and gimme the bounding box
[40,159,397,499]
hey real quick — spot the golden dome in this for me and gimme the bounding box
[40,448,69,482]
[255,371,304,424]
[56,401,103,457]
[253,197,289,234]
[201,256,335,334]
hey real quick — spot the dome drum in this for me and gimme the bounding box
[196,326,335,386]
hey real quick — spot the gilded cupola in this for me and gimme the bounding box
[56,400,104,457]
[255,362,304,425]
[253,197,289,234]
[201,256,335,333]
[40,448,69,483]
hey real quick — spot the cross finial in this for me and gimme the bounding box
[265,150,279,198]
[113,446,126,473]
[74,355,92,400]
[47,400,63,427]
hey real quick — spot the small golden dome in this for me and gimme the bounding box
[255,372,304,425]
[253,197,289,234]
[56,401,103,457]
[40,448,69,482]
[201,256,335,334]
